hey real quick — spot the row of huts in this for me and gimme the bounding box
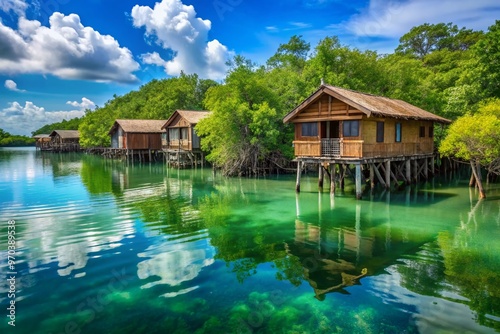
[35,110,211,165]
[35,84,451,196]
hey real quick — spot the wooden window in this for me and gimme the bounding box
[419,126,426,137]
[429,126,434,138]
[343,120,359,137]
[376,122,384,143]
[181,128,189,140]
[395,123,402,142]
[301,122,318,137]
[169,128,179,140]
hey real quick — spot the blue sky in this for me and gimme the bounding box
[1,0,499,135]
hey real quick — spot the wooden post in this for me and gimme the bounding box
[340,164,346,190]
[330,163,336,195]
[385,160,391,190]
[413,159,418,183]
[431,155,435,175]
[355,163,362,199]
[405,159,411,185]
[296,161,302,193]
[318,164,324,191]
[424,157,429,179]
[369,163,375,190]
[373,163,386,188]
[149,149,152,163]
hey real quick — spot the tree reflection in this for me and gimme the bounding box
[398,196,500,331]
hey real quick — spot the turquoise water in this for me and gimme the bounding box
[0,147,499,333]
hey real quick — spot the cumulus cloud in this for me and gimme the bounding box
[0,0,27,16]
[131,0,233,80]
[346,0,500,38]
[4,79,25,92]
[66,97,96,111]
[0,101,86,136]
[140,52,168,67]
[0,13,140,83]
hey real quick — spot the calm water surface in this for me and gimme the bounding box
[0,147,499,333]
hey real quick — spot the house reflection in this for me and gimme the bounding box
[288,198,430,300]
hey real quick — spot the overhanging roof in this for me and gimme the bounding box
[162,110,211,129]
[49,130,80,139]
[283,85,451,124]
[109,119,166,135]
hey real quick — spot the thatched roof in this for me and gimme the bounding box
[49,130,80,139]
[33,134,50,139]
[283,85,451,124]
[162,110,211,129]
[109,119,166,135]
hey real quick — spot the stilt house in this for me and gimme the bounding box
[108,119,165,150]
[162,110,211,151]
[33,134,51,150]
[283,84,451,197]
[48,130,81,152]
[162,110,211,167]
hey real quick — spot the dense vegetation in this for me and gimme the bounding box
[0,129,34,146]
[33,21,500,178]
[32,117,83,136]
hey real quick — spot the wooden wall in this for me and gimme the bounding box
[125,133,162,150]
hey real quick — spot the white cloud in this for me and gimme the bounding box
[0,13,140,83]
[4,79,25,92]
[140,52,168,67]
[66,97,96,111]
[0,0,27,16]
[0,101,85,136]
[131,0,233,80]
[346,0,500,39]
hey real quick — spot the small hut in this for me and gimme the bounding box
[108,119,165,150]
[48,130,80,152]
[162,110,211,167]
[33,134,51,150]
[108,119,165,162]
[283,84,451,197]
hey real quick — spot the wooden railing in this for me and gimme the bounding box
[294,139,363,158]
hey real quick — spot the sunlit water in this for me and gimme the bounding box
[0,147,499,334]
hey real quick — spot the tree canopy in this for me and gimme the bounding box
[27,20,500,179]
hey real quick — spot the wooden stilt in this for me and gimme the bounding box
[296,161,302,193]
[355,163,362,199]
[385,160,391,189]
[431,155,435,175]
[372,163,386,188]
[369,163,375,190]
[340,164,346,190]
[330,163,336,195]
[413,159,418,183]
[318,164,324,190]
[405,159,411,185]
[424,157,429,179]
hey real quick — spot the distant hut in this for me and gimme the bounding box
[283,84,451,197]
[162,110,211,167]
[33,134,51,150]
[48,130,80,152]
[108,119,165,150]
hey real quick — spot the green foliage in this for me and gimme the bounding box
[267,35,310,72]
[32,117,83,136]
[78,73,216,147]
[396,22,482,58]
[440,101,500,167]
[0,128,35,146]
[475,20,500,98]
[197,57,292,175]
